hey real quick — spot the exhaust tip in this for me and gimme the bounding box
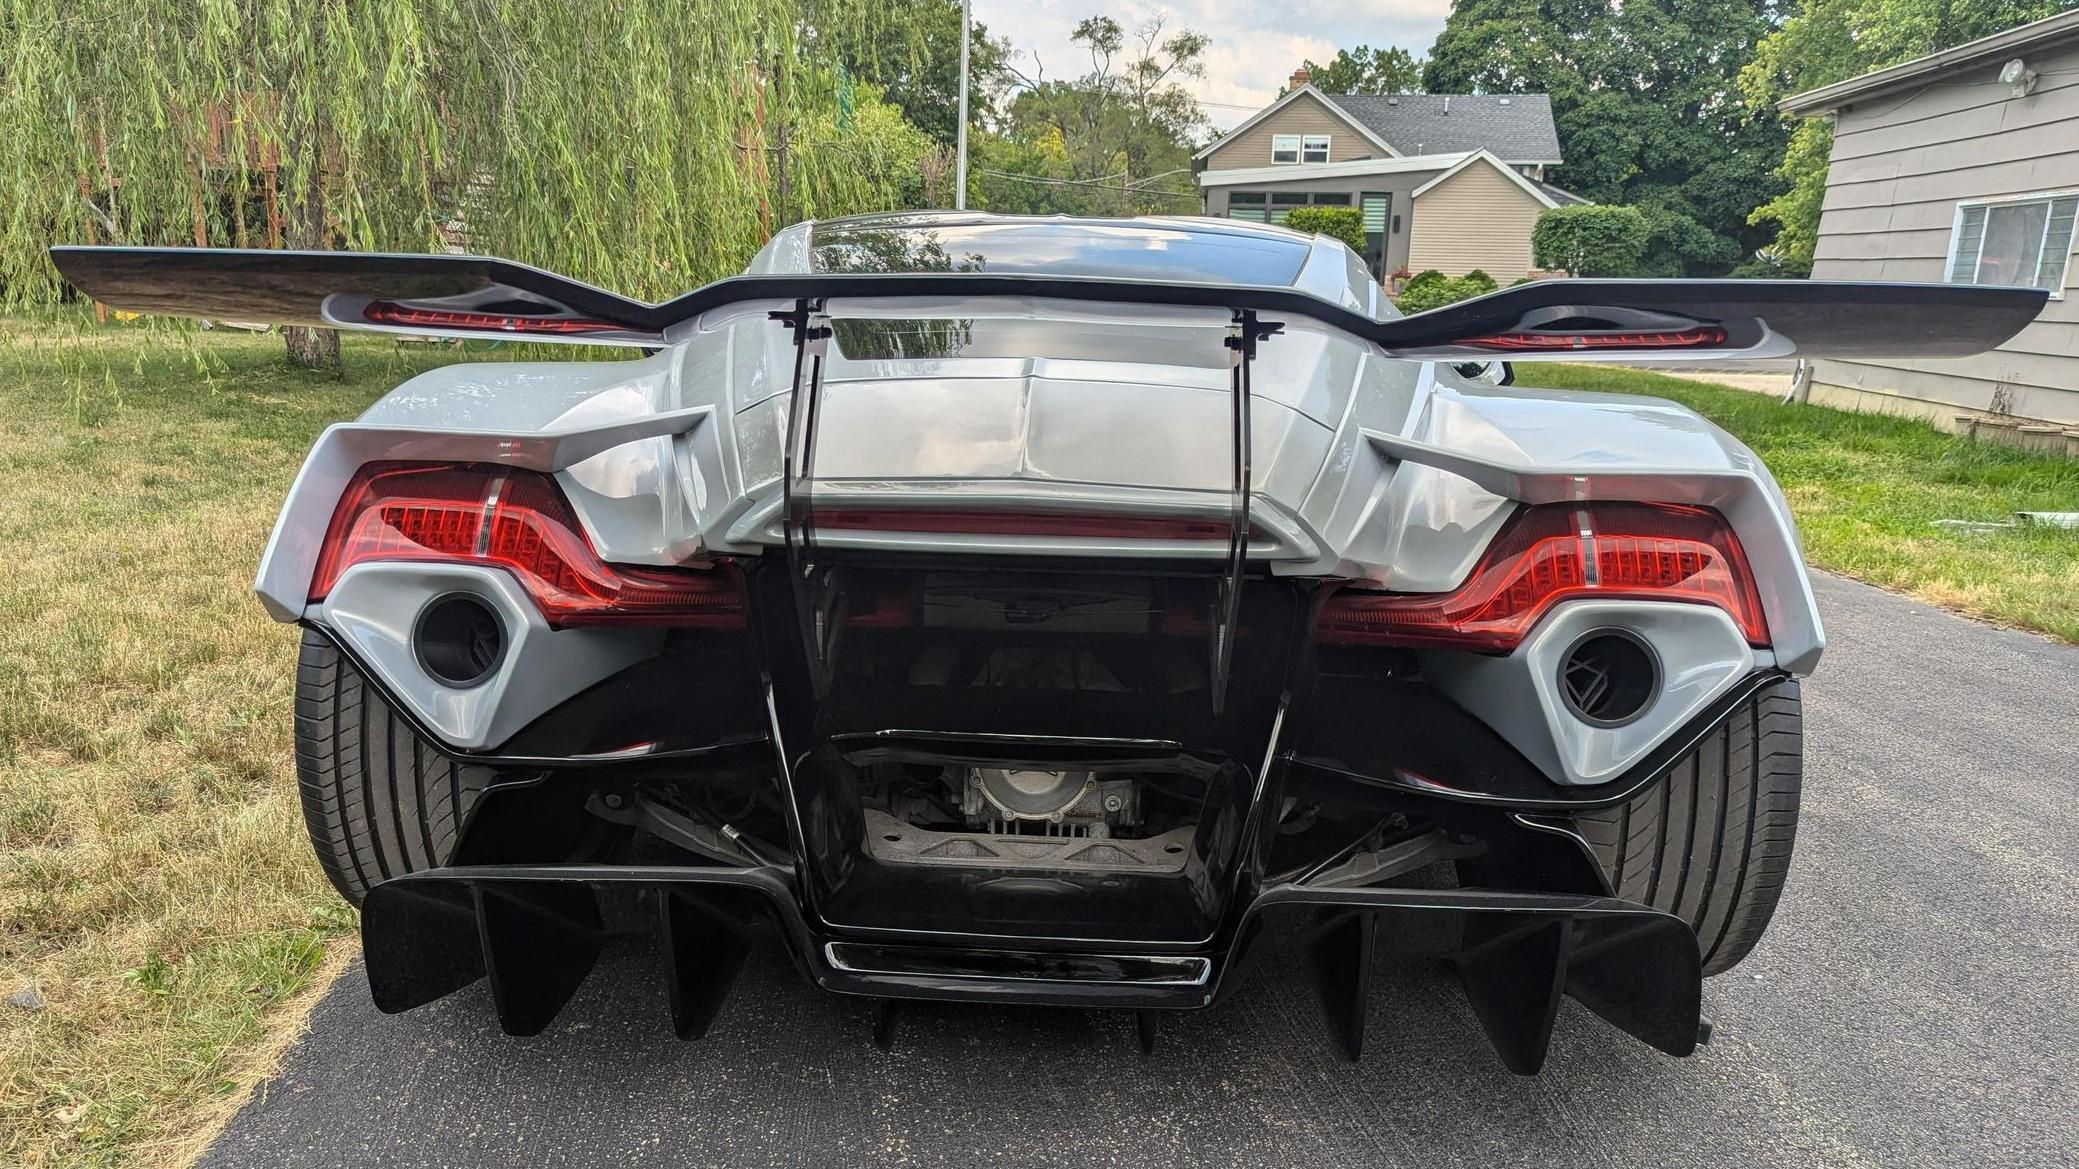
[413,593,506,689]
[1559,629,1659,728]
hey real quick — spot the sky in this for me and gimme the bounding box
[970,0,1456,131]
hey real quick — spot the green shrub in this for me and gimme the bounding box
[1284,205,1368,255]
[1399,269,1447,296]
[1530,204,1649,276]
[1394,268,1498,314]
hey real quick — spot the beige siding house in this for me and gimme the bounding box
[1784,11,2079,426]
[1406,155,1547,276]
[1195,75,1580,282]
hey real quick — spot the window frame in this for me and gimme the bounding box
[1945,189,2078,299]
[1270,134,1301,165]
[1301,134,1331,164]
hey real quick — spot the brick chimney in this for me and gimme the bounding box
[1288,66,1311,91]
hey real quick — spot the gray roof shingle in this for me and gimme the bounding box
[1323,93,1563,163]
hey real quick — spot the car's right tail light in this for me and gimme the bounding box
[308,462,744,628]
[1315,501,1768,652]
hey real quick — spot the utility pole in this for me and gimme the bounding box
[955,0,970,210]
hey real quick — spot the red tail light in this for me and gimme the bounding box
[309,463,743,627]
[362,302,625,336]
[1316,502,1767,652]
[1463,325,1727,352]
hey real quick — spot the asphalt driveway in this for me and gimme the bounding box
[197,572,2079,1169]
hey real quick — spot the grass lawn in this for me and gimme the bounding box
[1,323,2074,1168]
[0,319,468,1168]
[1526,364,2079,644]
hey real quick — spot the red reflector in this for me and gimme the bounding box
[812,508,1247,542]
[309,463,742,628]
[1463,325,1728,352]
[362,301,626,336]
[1316,502,1768,652]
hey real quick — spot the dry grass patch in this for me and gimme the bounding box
[0,320,454,1168]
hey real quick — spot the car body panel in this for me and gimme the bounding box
[50,214,2045,1065]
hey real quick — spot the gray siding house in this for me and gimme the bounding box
[1785,11,2079,427]
[1195,74,1579,281]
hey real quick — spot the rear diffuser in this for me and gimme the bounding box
[361,865,1701,1074]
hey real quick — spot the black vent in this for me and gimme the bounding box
[414,594,506,689]
[1559,631,1659,727]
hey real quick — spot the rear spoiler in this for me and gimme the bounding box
[49,245,2047,360]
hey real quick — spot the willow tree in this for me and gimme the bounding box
[0,0,935,368]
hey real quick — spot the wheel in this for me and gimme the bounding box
[1574,678,1803,975]
[293,629,489,905]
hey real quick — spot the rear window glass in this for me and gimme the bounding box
[832,317,1230,366]
[810,216,1310,286]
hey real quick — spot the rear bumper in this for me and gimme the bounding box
[362,864,1703,1074]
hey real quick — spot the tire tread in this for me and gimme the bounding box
[1576,678,1802,975]
[293,630,485,905]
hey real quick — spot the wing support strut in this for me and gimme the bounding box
[1213,311,1282,715]
[773,298,842,697]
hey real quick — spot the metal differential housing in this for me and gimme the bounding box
[961,767,1139,834]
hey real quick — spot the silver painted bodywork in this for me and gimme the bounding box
[260,214,1826,784]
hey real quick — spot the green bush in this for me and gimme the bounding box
[1284,205,1368,255]
[1394,268,1498,314]
[1530,204,1650,277]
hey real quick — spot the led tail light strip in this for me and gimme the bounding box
[1316,502,1768,652]
[310,462,742,627]
[362,301,626,336]
[811,508,1252,542]
[1463,325,1729,352]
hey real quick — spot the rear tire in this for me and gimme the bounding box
[293,629,489,906]
[1574,678,1803,975]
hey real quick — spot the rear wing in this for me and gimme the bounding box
[49,244,2047,360]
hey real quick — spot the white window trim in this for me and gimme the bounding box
[1301,133,1331,164]
[1945,188,2078,300]
[1270,134,1301,165]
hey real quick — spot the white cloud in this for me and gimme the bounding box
[971,0,1452,131]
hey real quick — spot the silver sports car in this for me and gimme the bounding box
[53,213,2042,1072]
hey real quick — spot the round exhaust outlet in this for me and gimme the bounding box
[413,593,506,689]
[1558,629,1660,727]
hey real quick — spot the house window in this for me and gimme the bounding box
[1361,192,1390,234]
[1269,193,1310,224]
[1271,134,1300,165]
[1302,134,1331,164]
[1948,192,2077,295]
[1224,191,1352,224]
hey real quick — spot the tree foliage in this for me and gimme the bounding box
[0,0,935,367]
[1300,45,1426,93]
[841,0,1014,147]
[1283,206,1368,254]
[1425,0,1787,276]
[1741,0,2078,271]
[1532,204,1650,276]
[976,15,1208,216]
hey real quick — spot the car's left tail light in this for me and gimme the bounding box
[308,462,744,628]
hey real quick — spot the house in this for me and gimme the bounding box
[1194,70,1581,281]
[1783,10,2079,429]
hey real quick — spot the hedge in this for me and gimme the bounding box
[1393,268,1498,314]
[1531,204,1649,277]
[1283,205,1368,256]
